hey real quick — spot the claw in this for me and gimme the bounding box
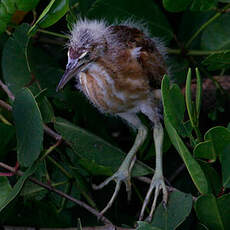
[139,175,168,222]
[93,168,132,215]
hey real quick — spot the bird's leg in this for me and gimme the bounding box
[139,120,168,222]
[93,113,147,215]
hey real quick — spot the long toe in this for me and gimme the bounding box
[93,168,132,215]
[139,175,168,222]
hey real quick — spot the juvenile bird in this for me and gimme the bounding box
[57,19,168,221]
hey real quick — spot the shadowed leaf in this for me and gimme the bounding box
[13,88,43,167]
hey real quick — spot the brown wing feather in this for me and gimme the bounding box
[109,25,167,89]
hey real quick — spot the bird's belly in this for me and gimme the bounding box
[79,63,149,113]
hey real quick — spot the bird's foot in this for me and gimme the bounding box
[139,173,168,222]
[93,165,132,216]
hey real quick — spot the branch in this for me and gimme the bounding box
[0,162,112,226]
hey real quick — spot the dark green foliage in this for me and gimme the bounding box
[0,0,230,229]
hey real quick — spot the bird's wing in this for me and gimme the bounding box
[109,25,167,89]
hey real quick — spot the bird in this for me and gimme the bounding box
[56,19,168,221]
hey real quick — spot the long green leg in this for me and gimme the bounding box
[139,121,168,221]
[93,113,147,215]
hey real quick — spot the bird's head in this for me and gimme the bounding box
[56,19,110,91]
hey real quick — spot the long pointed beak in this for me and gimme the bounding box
[56,60,84,92]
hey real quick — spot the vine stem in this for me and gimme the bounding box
[37,29,69,39]
[185,3,230,48]
[0,162,112,225]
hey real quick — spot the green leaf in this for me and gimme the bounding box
[195,194,230,230]
[194,140,216,160]
[202,51,230,71]
[195,68,202,119]
[0,162,38,212]
[185,68,196,127]
[13,88,43,167]
[163,0,190,12]
[0,0,39,34]
[164,116,209,194]
[199,161,222,195]
[190,0,217,11]
[201,13,230,50]
[221,144,230,188]
[36,91,55,123]
[149,190,193,229]
[161,75,185,134]
[54,117,153,177]
[29,0,69,35]
[28,0,56,35]
[39,0,69,28]
[2,23,38,95]
[194,126,230,162]
[205,126,230,157]
[87,0,173,42]
[163,0,217,12]
[0,177,12,207]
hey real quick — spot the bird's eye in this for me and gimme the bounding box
[79,51,90,60]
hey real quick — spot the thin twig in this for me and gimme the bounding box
[168,164,186,183]
[0,162,112,225]
[0,80,15,101]
[0,99,12,111]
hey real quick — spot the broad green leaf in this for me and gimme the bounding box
[178,11,215,48]
[199,161,222,195]
[137,222,161,230]
[39,0,69,28]
[0,123,15,158]
[190,0,217,11]
[202,51,230,71]
[28,0,56,34]
[0,0,39,34]
[164,116,209,194]
[205,126,230,157]
[0,177,12,207]
[87,0,173,42]
[0,162,38,212]
[150,190,193,229]
[161,75,185,134]
[13,88,43,167]
[201,13,230,50]
[221,144,230,188]
[194,140,216,161]
[163,0,190,12]
[194,126,230,164]
[54,117,153,177]
[2,24,38,95]
[195,194,230,230]
[29,0,69,34]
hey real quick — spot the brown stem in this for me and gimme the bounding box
[0,162,112,225]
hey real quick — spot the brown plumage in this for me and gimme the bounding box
[57,19,168,222]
